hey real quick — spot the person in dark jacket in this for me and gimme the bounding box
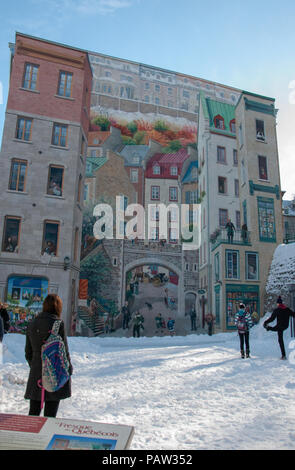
[0,302,10,342]
[263,296,295,360]
[24,294,73,417]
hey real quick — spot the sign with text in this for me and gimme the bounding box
[0,413,134,450]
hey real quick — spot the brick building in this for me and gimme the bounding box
[0,33,92,333]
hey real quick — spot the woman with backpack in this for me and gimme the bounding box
[24,294,73,418]
[235,303,253,359]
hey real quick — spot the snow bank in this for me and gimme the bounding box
[1,324,295,450]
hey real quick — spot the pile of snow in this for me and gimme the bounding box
[266,243,295,294]
[1,323,295,450]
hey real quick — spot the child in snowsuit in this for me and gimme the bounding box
[167,318,175,336]
[235,303,253,358]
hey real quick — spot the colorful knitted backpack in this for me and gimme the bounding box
[38,320,70,409]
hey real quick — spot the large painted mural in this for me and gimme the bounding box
[5,276,48,334]
[90,108,198,150]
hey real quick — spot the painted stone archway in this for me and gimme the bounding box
[122,256,184,318]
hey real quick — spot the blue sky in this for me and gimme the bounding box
[0,0,294,198]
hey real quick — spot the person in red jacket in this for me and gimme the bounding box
[263,296,295,360]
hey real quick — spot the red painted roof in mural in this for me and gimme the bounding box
[88,131,111,146]
[145,148,189,178]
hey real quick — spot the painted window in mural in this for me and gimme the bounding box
[42,220,59,256]
[245,252,259,281]
[57,71,73,98]
[225,250,239,279]
[2,216,21,253]
[9,159,27,192]
[257,197,276,242]
[16,117,32,141]
[258,155,268,180]
[6,276,48,333]
[226,285,259,329]
[47,165,64,196]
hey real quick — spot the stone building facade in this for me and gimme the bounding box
[0,33,92,333]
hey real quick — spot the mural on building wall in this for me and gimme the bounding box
[125,264,179,337]
[90,108,198,150]
[5,276,48,334]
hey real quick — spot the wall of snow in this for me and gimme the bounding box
[265,243,295,311]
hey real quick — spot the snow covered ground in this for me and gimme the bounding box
[1,321,295,450]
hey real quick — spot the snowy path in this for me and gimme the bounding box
[1,323,295,450]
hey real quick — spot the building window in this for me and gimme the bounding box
[74,228,79,262]
[226,250,239,279]
[183,90,190,98]
[42,221,59,256]
[257,197,276,242]
[219,208,228,228]
[230,119,236,133]
[77,175,83,204]
[218,176,227,194]
[170,166,178,176]
[145,82,150,90]
[23,63,39,90]
[169,187,178,201]
[47,166,64,197]
[236,210,241,230]
[217,146,226,163]
[214,253,220,281]
[16,117,32,141]
[214,115,225,130]
[2,216,21,253]
[169,228,178,243]
[84,183,89,201]
[168,87,172,95]
[246,252,259,280]
[239,123,244,147]
[155,84,160,92]
[52,123,68,147]
[57,71,73,98]
[151,186,160,200]
[153,164,160,175]
[9,159,27,192]
[151,206,159,221]
[258,155,268,180]
[130,169,138,182]
[256,119,265,141]
[234,179,239,197]
[150,227,159,241]
[155,97,160,105]
[144,95,150,103]
[233,149,238,166]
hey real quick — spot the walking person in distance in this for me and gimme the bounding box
[24,294,73,417]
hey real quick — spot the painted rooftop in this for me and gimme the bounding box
[120,145,150,166]
[182,161,198,184]
[86,156,108,177]
[200,92,236,137]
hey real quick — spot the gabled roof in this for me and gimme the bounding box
[145,148,190,178]
[120,145,149,166]
[182,161,198,184]
[200,92,236,137]
[86,156,108,177]
[88,131,111,146]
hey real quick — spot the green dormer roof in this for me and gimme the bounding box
[200,92,236,137]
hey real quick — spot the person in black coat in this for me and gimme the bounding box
[0,302,10,343]
[263,296,295,360]
[24,294,73,417]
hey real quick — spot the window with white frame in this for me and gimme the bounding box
[226,250,239,279]
[246,252,259,280]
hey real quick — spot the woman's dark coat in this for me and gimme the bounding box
[24,311,73,402]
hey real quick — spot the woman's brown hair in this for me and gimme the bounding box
[43,294,62,318]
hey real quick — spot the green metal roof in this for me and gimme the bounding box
[200,92,236,137]
[86,157,108,177]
